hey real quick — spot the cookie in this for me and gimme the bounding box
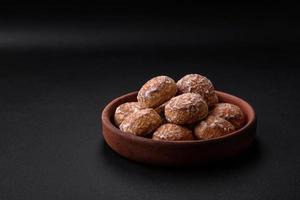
[152,123,194,141]
[120,108,162,136]
[194,115,235,140]
[137,75,177,108]
[114,102,141,126]
[210,103,246,129]
[177,74,218,107]
[165,93,208,125]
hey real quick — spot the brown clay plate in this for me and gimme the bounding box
[101,91,256,166]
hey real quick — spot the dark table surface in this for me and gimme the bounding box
[0,5,300,200]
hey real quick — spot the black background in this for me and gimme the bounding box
[0,2,300,200]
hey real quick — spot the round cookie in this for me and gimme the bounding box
[210,103,245,129]
[137,75,177,108]
[114,102,141,126]
[194,115,235,140]
[165,93,208,125]
[177,74,218,107]
[152,123,194,141]
[120,108,162,136]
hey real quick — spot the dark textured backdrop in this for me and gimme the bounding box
[0,3,299,200]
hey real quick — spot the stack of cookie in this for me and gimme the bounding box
[114,74,245,141]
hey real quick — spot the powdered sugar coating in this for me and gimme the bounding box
[210,103,245,129]
[137,76,177,108]
[194,115,235,140]
[114,102,142,126]
[165,93,208,125]
[120,108,162,136]
[177,74,218,107]
[152,123,194,141]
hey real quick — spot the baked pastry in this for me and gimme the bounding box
[114,102,141,126]
[137,75,177,108]
[210,103,245,129]
[165,93,208,125]
[194,115,235,139]
[177,74,218,107]
[152,123,194,141]
[120,108,162,136]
